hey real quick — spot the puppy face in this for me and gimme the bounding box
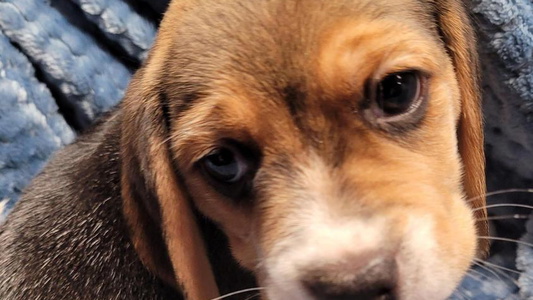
[128,0,485,299]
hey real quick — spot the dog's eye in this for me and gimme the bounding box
[199,143,258,199]
[372,71,424,116]
[203,147,247,183]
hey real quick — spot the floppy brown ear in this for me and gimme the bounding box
[434,0,489,257]
[120,1,219,298]
[120,70,219,299]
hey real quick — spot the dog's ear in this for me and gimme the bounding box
[434,0,488,257]
[120,70,219,299]
[119,2,219,298]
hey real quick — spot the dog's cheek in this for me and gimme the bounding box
[395,192,476,299]
[182,178,259,259]
[435,194,478,273]
[226,233,258,270]
[193,197,257,267]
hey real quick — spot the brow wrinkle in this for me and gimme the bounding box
[282,84,306,118]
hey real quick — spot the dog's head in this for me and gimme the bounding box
[120,0,487,299]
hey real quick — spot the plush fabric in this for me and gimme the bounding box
[518,217,533,298]
[478,0,533,180]
[0,31,74,219]
[0,0,133,129]
[70,0,157,62]
[0,0,531,297]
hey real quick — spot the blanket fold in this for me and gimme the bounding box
[0,31,74,216]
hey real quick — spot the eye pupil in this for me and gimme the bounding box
[210,149,234,166]
[376,71,420,115]
[204,148,241,182]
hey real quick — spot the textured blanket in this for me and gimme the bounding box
[0,0,532,298]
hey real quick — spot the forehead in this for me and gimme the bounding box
[165,0,450,162]
[164,0,438,95]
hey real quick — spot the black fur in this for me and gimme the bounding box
[0,112,183,299]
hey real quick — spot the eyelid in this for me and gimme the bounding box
[372,67,431,84]
[190,138,247,163]
[191,146,222,165]
[372,51,437,81]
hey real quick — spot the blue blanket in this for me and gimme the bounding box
[0,0,532,298]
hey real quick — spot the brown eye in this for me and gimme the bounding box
[373,71,423,117]
[199,142,259,199]
[203,147,247,183]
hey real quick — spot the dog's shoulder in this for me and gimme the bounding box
[0,111,181,299]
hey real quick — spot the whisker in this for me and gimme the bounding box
[452,288,470,300]
[473,203,533,212]
[244,293,261,300]
[460,271,499,298]
[474,259,521,276]
[477,236,533,248]
[468,267,492,280]
[473,259,520,287]
[472,261,508,285]
[463,271,478,280]
[477,214,530,221]
[476,259,533,283]
[462,271,482,284]
[465,188,533,204]
[210,288,265,300]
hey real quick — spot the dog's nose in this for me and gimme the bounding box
[301,256,397,300]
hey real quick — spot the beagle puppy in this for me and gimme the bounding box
[0,0,488,299]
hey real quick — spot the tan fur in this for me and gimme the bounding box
[433,0,489,257]
[119,0,487,299]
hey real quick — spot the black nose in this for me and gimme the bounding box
[302,257,397,300]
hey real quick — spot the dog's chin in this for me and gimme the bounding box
[263,278,311,300]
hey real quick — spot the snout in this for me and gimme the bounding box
[261,207,473,300]
[301,253,398,300]
[262,213,403,300]
[258,157,476,300]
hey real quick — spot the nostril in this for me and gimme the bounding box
[301,257,398,300]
